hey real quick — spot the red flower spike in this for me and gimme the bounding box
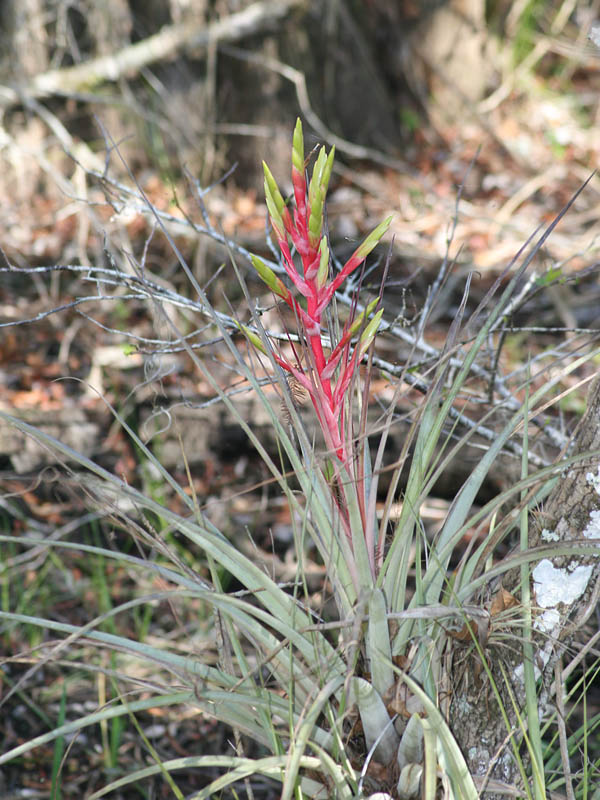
[250,119,390,469]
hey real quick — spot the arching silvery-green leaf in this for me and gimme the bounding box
[349,677,399,764]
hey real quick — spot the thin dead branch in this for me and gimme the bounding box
[0,0,306,110]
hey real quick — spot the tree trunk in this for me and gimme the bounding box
[450,376,600,797]
[0,0,49,79]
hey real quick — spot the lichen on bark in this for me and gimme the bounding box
[449,375,600,797]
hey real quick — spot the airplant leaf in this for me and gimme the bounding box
[395,672,478,799]
[396,713,424,772]
[350,677,400,764]
[366,588,394,697]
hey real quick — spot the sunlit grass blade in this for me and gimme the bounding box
[519,375,546,800]
[280,675,345,800]
[0,688,194,767]
[49,679,67,800]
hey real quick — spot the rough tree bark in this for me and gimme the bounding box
[449,376,600,797]
[359,0,493,126]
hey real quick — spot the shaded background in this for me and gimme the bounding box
[2,0,600,796]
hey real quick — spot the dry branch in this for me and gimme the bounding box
[0,0,306,109]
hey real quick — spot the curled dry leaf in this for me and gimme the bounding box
[489,585,518,617]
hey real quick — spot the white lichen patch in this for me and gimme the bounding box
[536,608,561,633]
[532,559,593,608]
[583,509,600,540]
[586,465,600,495]
[467,746,490,775]
[541,528,559,542]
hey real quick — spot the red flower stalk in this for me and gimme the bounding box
[248,119,392,462]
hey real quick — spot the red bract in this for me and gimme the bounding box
[249,119,392,462]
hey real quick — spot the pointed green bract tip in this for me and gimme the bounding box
[308,211,322,244]
[316,236,329,288]
[358,308,384,356]
[366,297,380,315]
[349,298,380,338]
[251,254,288,299]
[292,118,304,173]
[321,147,335,195]
[262,162,287,236]
[244,325,268,355]
[262,160,273,182]
[356,215,393,259]
[312,147,327,186]
[263,162,283,208]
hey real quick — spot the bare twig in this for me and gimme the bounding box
[218,43,411,174]
[0,0,306,110]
